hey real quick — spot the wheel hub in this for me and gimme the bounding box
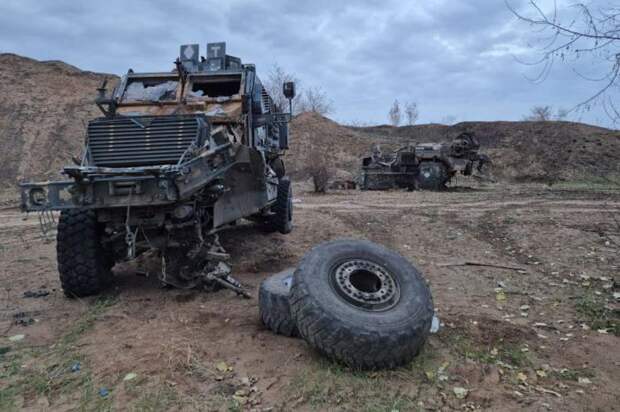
[331,259,400,311]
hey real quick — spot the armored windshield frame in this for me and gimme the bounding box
[115,72,182,105]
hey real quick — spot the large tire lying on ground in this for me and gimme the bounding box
[266,177,293,234]
[57,209,111,297]
[289,239,434,369]
[416,161,448,190]
[259,268,298,337]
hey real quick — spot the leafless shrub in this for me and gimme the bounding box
[404,101,419,125]
[388,99,401,126]
[556,107,569,120]
[306,148,333,193]
[298,86,334,115]
[264,64,303,113]
[264,64,334,116]
[523,105,553,121]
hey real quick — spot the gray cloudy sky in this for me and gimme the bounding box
[0,0,614,127]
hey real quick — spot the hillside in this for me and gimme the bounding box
[348,120,620,182]
[0,53,619,188]
[0,53,116,185]
[289,113,620,183]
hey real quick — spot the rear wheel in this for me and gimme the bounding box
[57,209,111,297]
[270,157,286,179]
[267,177,293,234]
[416,161,448,190]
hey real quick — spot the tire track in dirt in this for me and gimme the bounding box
[296,199,620,214]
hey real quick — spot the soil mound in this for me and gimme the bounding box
[0,53,116,186]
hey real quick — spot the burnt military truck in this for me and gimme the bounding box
[360,132,490,191]
[20,43,295,297]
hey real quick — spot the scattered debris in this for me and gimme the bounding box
[123,372,137,381]
[13,312,35,326]
[71,362,81,372]
[23,289,49,298]
[216,362,233,373]
[8,334,24,342]
[99,388,109,398]
[430,314,441,333]
[453,387,469,399]
[534,386,562,398]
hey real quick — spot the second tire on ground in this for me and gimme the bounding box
[259,268,298,337]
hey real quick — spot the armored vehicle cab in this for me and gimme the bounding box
[20,43,295,297]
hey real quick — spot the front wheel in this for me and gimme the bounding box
[56,209,111,297]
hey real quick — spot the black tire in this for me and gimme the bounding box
[258,268,298,337]
[56,209,110,298]
[289,239,434,370]
[416,161,448,190]
[267,177,293,234]
[270,157,286,179]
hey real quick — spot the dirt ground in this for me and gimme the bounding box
[1,181,619,411]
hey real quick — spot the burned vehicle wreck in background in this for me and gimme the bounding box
[20,43,295,297]
[360,132,491,191]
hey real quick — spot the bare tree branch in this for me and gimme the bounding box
[507,0,620,124]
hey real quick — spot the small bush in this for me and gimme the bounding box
[305,149,333,193]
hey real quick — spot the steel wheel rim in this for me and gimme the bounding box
[330,259,400,311]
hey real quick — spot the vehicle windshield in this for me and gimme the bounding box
[122,79,178,103]
[188,74,241,98]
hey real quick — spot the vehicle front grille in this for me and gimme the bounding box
[87,115,204,167]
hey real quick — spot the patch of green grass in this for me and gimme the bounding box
[0,387,18,411]
[575,293,619,336]
[498,345,531,368]
[554,175,620,192]
[61,297,118,349]
[286,359,421,411]
[550,367,595,382]
[132,384,181,411]
[447,333,531,368]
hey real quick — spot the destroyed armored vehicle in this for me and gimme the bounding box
[20,42,295,297]
[360,132,490,190]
